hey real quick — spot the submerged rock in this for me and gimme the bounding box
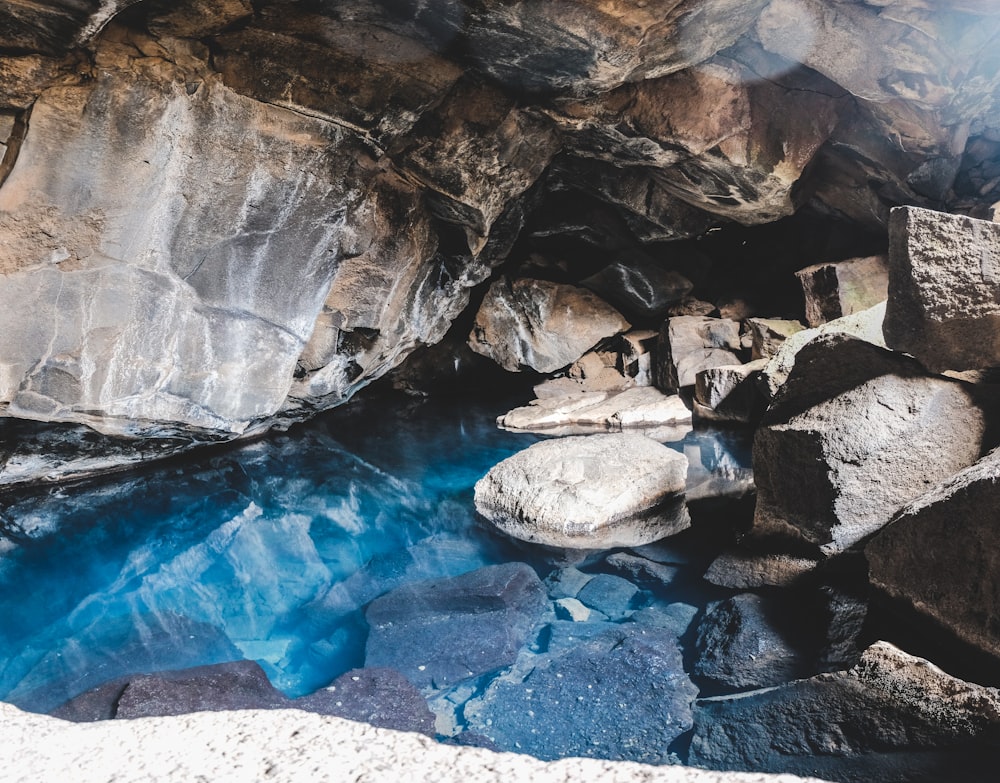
[363,562,547,690]
[474,434,689,549]
[690,641,1000,782]
[467,278,630,373]
[694,593,809,691]
[463,624,698,764]
[753,334,987,553]
[883,206,1000,373]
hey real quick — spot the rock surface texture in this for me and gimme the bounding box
[474,433,689,548]
[883,206,1000,373]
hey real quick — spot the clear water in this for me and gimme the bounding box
[0,393,751,738]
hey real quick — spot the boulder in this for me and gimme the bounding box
[468,278,630,373]
[758,301,887,399]
[363,562,547,690]
[605,552,680,587]
[690,641,1000,781]
[883,206,1000,373]
[294,667,436,736]
[867,447,1000,659]
[654,316,742,391]
[463,625,699,764]
[474,434,690,549]
[795,255,888,328]
[694,359,767,424]
[580,258,693,322]
[694,593,809,691]
[753,334,988,554]
[575,574,641,621]
[497,386,692,436]
[745,318,806,361]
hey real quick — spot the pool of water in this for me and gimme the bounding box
[0,391,752,759]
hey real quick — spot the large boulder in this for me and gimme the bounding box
[883,206,1000,373]
[690,641,1000,782]
[363,562,547,690]
[463,624,699,764]
[752,334,988,554]
[474,433,689,549]
[867,447,1000,660]
[468,278,630,374]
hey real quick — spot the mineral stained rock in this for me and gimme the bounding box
[474,433,689,549]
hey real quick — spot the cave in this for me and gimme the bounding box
[3,2,1000,782]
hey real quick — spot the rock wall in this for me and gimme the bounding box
[1,1,1000,443]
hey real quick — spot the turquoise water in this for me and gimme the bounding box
[0,393,749,721]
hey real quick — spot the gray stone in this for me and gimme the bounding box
[628,602,699,638]
[694,593,808,691]
[655,316,742,391]
[753,334,986,553]
[694,359,767,424]
[690,641,1000,781]
[703,550,818,590]
[553,597,592,622]
[605,552,680,587]
[295,667,436,736]
[543,567,593,600]
[575,573,641,620]
[746,319,806,361]
[758,302,887,400]
[468,278,630,374]
[464,625,699,764]
[883,206,1000,373]
[580,258,693,321]
[364,562,547,690]
[497,386,692,436]
[796,255,889,328]
[474,434,689,549]
[867,447,1000,660]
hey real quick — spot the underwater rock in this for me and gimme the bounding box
[654,316,742,391]
[795,255,888,328]
[753,334,987,554]
[363,562,547,690]
[867,447,1000,660]
[694,593,809,691]
[883,206,1000,373]
[474,433,689,549]
[690,641,1000,782]
[468,278,630,374]
[575,574,641,621]
[463,624,698,764]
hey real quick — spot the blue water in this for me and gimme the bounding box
[0,393,750,721]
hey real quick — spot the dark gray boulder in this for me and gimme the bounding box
[694,593,808,691]
[363,562,547,690]
[464,625,698,764]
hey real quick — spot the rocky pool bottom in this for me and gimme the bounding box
[0,392,998,783]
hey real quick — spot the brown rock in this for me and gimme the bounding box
[796,255,889,327]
